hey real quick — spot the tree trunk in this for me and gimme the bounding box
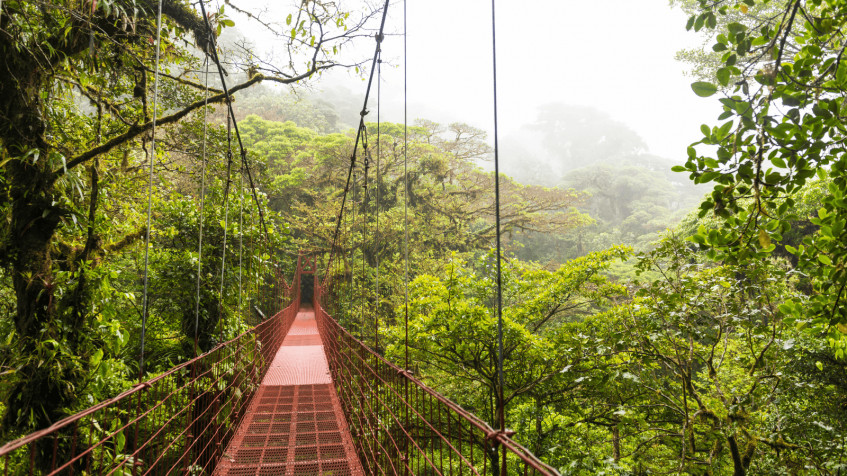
[727,434,746,476]
[3,160,72,432]
[612,423,621,462]
[0,52,76,433]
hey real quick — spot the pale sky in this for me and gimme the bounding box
[228,0,719,169]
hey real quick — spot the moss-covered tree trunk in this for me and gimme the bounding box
[0,40,75,430]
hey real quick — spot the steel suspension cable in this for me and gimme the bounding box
[239,163,244,320]
[250,196,257,319]
[139,0,163,380]
[194,54,211,355]
[403,0,409,372]
[238,168,244,319]
[196,0,269,240]
[219,115,234,337]
[491,0,507,470]
[402,3,411,472]
[375,50,382,351]
[322,0,391,285]
[361,132,370,342]
[349,170,356,327]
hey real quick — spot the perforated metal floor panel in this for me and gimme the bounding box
[215,309,363,476]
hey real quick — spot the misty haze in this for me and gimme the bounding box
[0,0,845,475]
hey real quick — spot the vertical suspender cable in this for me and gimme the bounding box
[239,162,244,319]
[402,4,411,474]
[375,51,381,351]
[362,137,369,342]
[139,0,163,380]
[403,0,409,372]
[219,115,233,335]
[251,197,257,319]
[194,55,211,355]
[350,169,356,329]
[490,0,507,472]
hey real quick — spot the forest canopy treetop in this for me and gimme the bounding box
[673,0,847,354]
[0,0,380,434]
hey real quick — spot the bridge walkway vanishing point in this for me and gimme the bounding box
[0,255,560,476]
[214,304,364,476]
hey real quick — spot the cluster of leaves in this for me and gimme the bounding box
[674,0,847,356]
[236,114,590,331]
[0,0,375,436]
[387,235,847,474]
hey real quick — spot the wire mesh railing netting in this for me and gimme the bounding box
[314,277,560,476]
[0,261,302,475]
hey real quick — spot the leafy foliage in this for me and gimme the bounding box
[0,0,372,434]
[673,0,847,355]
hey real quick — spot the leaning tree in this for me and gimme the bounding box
[0,0,378,434]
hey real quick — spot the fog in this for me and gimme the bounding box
[228,0,718,181]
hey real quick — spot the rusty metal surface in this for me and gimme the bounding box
[0,258,304,475]
[0,253,558,476]
[214,385,362,476]
[314,276,561,476]
[216,308,364,476]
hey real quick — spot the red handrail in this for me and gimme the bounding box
[0,260,302,475]
[0,254,560,475]
[313,275,560,476]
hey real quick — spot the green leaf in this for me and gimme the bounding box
[89,349,103,367]
[706,13,717,29]
[837,61,847,86]
[671,165,687,172]
[758,228,771,248]
[692,82,718,97]
[727,22,746,35]
[686,15,696,31]
[694,14,706,32]
[115,431,126,453]
[717,121,733,140]
[716,67,731,86]
[818,254,832,265]
[687,146,697,159]
[699,171,720,183]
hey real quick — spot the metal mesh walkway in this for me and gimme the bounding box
[214,305,364,476]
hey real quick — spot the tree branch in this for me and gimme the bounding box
[57,65,332,177]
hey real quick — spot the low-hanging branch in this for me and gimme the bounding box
[57,67,332,178]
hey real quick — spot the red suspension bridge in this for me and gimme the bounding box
[0,255,559,475]
[0,0,561,472]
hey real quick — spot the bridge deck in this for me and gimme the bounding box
[214,305,364,476]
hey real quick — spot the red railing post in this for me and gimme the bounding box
[0,256,555,476]
[311,267,560,476]
[0,260,304,476]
